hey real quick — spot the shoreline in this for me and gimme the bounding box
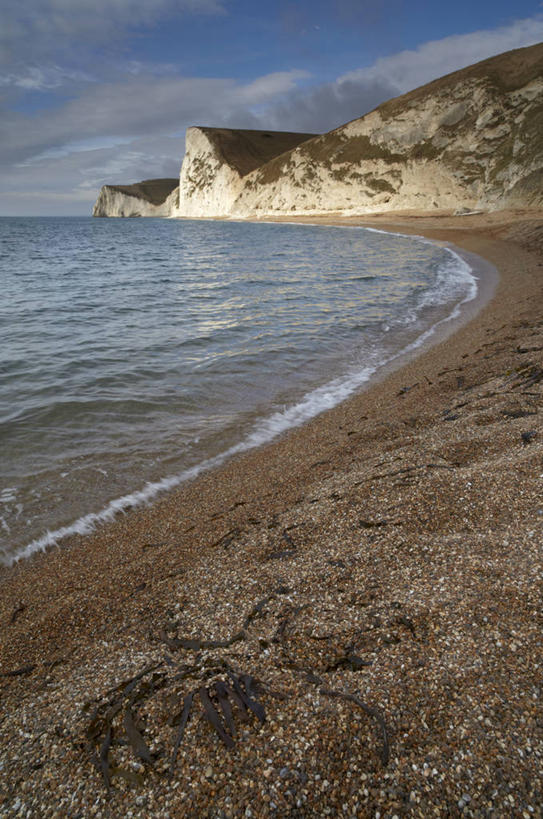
[2,222,494,569]
[1,211,542,816]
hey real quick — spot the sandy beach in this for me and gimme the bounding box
[1,210,542,817]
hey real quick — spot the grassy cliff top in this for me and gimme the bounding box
[108,178,179,205]
[196,128,318,177]
[377,41,543,121]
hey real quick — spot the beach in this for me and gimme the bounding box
[1,210,542,817]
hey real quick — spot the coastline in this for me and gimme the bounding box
[2,220,491,569]
[1,210,542,816]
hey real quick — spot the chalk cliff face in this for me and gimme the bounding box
[171,43,543,217]
[93,43,543,219]
[93,179,179,217]
[228,43,543,216]
[172,127,317,217]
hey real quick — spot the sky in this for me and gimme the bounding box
[1,0,543,215]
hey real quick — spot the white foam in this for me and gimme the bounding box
[2,230,479,567]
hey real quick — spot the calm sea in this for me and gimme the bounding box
[0,217,476,564]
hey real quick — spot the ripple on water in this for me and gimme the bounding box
[0,217,476,563]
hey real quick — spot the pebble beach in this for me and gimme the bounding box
[1,210,542,818]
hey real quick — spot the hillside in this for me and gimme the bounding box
[93,43,543,218]
[227,42,543,216]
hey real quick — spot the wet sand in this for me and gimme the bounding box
[1,210,542,817]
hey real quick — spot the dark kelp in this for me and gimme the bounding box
[124,707,153,763]
[215,680,237,737]
[199,687,235,748]
[169,690,194,779]
[320,687,390,766]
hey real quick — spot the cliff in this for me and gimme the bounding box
[228,42,543,216]
[93,43,543,219]
[93,178,179,217]
[172,128,317,217]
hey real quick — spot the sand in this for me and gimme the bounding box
[1,210,542,817]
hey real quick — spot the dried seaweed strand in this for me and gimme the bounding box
[169,690,194,779]
[0,664,36,678]
[215,680,237,737]
[222,681,250,721]
[160,628,245,652]
[124,706,152,764]
[199,686,235,748]
[228,672,266,724]
[99,725,112,792]
[320,687,389,766]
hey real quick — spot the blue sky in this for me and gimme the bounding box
[1,0,542,215]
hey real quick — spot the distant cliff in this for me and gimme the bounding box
[94,43,543,219]
[93,178,179,217]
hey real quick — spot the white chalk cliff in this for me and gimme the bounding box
[173,127,317,218]
[93,179,179,217]
[94,43,543,219]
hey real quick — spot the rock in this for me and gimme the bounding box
[93,178,178,217]
[227,43,543,218]
[94,43,543,219]
[521,430,537,444]
[172,127,316,218]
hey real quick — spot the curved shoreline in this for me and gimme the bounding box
[2,224,494,568]
[1,211,543,817]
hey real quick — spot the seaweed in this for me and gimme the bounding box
[320,687,390,766]
[0,664,36,678]
[169,691,194,779]
[86,663,272,791]
[124,707,152,763]
[199,686,235,748]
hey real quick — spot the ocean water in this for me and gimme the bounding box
[0,217,477,565]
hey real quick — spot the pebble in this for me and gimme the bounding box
[1,223,543,819]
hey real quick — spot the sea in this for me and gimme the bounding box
[0,216,478,566]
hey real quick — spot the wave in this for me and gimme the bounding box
[2,234,478,567]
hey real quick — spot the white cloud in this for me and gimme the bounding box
[0,0,226,68]
[0,65,94,91]
[0,67,313,214]
[340,15,543,94]
[237,71,310,105]
[0,135,183,216]
[255,14,543,135]
[2,12,542,214]
[1,68,312,170]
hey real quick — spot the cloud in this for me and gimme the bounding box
[0,65,94,91]
[254,13,543,134]
[0,68,310,171]
[0,135,183,216]
[0,0,226,69]
[0,68,313,214]
[236,71,310,105]
[2,11,542,214]
[340,14,543,94]
[260,76,397,133]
